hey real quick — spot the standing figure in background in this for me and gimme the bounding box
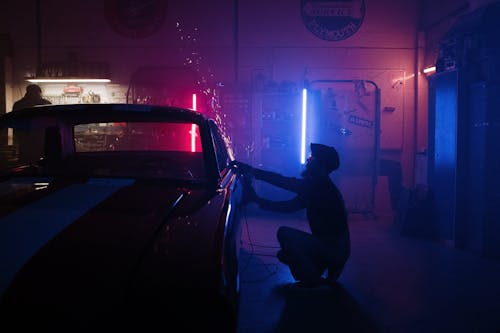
[230,143,350,289]
[12,84,52,163]
[13,84,51,111]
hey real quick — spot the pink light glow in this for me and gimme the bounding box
[191,93,197,152]
[192,93,197,111]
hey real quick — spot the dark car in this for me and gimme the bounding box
[0,104,245,332]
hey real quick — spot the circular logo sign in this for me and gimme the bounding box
[105,0,168,39]
[301,0,365,41]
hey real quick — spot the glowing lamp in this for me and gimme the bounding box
[301,88,307,164]
[26,78,111,83]
[423,66,436,75]
[191,93,197,152]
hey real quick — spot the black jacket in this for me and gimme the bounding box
[252,168,349,245]
[12,96,51,111]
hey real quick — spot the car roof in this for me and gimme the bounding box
[0,103,210,128]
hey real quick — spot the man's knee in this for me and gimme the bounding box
[277,249,288,264]
[327,259,347,282]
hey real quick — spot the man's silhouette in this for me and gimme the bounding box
[13,84,51,111]
[231,143,350,288]
[12,84,52,163]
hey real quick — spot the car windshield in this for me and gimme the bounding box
[67,121,206,181]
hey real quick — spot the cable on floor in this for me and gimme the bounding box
[239,205,279,283]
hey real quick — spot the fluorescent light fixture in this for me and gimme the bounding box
[422,66,436,74]
[301,88,307,164]
[26,78,111,83]
[191,93,197,152]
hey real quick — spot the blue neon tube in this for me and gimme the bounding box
[301,88,307,164]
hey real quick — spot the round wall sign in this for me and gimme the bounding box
[301,0,365,41]
[104,0,168,39]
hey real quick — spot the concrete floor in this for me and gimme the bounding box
[236,207,500,333]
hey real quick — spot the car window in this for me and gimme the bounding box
[74,122,202,153]
[67,122,206,181]
[209,121,231,173]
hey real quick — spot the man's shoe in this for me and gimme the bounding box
[327,265,343,282]
[287,278,332,292]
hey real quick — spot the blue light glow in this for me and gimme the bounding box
[301,88,307,164]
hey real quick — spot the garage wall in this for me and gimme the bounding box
[0,0,463,188]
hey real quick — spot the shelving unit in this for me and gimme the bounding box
[254,91,302,174]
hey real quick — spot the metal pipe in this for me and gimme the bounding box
[413,1,425,187]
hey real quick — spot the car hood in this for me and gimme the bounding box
[0,176,222,315]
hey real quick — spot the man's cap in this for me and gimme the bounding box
[310,143,339,172]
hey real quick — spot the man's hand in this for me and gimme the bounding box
[229,160,254,175]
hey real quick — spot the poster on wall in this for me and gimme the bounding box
[104,0,168,38]
[301,0,365,41]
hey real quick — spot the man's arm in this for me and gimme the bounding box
[252,168,303,193]
[230,161,303,193]
[233,161,307,212]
